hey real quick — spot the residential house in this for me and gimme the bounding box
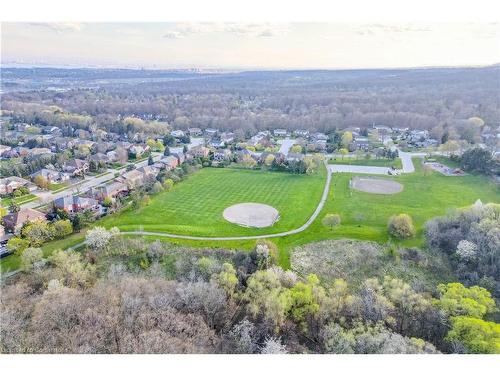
[373,125,393,135]
[0,145,12,155]
[220,132,235,144]
[51,137,75,151]
[30,168,70,184]
[171,130,185,138]
[29,148,53,157]
[136,166,159,181]
[74,129,91,139]
[188,128,202,136]
[106,150,118,163]
[88,152,110,164]
[54,195,99,213]
[2,208,46,233]
[213,149,232,161]
[352,137,371,151]
[14,147,31,157]
[0,177,37,195]
[171,151,185,164]
[116,169,145,188]
[159,156,179,170]
[294,129,310,138]
[408,129,429,143]
[273,129,287,137]
[64,159,89,176]
[90,181,128,201]
[205,128,218,138]
[189,146,210,158]
[286,153,304,162]
[209,138,225,149]
[128,144,149,159]
[312,132,328,142]
[0,224,7,242]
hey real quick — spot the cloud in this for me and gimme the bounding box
[29,22,84,33]
[163,23,289,39]
[356,24,431,36]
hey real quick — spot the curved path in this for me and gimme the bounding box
[99,163,332,242]
[1,164,332,281]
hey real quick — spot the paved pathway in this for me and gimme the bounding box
[328,164,391,175]
[2,163,333,280]
[396,149,425,173]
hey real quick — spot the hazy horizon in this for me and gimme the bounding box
[2,22,499,70]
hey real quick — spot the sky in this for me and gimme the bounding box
[1,22,499,70]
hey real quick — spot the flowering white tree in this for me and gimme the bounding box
[85,226,120,252]
[20,247,43,272]
[456,240,477,261]
[260,336,287,354]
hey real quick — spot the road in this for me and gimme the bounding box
[396,149,426,173]
[278,138,295,156]
[22,153,162,209]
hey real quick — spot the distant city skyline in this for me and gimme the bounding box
[2,22,499,70]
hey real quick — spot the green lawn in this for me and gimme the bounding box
[101,168,326,237]
[0,193,39,207]
[274,157,499,266]
[49,182,69,192]
[2,158,498,274]
[329,157,402,169]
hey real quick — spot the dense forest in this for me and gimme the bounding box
[2,66,500,140]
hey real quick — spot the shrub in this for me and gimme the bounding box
[163,178,174,191]
[322,213,341,230]
[51,219,73,239]
[388,214,416,239]
[7,237,30,255]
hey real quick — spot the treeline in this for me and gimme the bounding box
[3,66,499,140]
[2,230,499,354]
[426,201,500,297]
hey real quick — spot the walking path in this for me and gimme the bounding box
[328,164,391,175]
[1,163,333,281]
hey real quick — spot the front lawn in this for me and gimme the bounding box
[49,182,69,192]
[0,193,39,207]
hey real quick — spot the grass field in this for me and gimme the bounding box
[273,157,499,266]
[2,158,498,274]
[101,167,326,237]
[329,157,403,169]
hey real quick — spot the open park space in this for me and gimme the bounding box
[1,158,498,274]
[101,167,325,237]
[297,158,499,250]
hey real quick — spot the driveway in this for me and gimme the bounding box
[278,138,295,156]
[328,164,391,175]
